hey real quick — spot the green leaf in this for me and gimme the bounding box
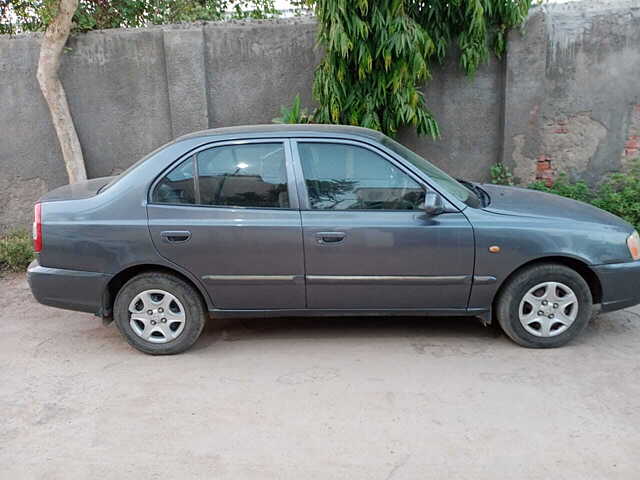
[302,0,531,139]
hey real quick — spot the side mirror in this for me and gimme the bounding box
[424,191,445,216]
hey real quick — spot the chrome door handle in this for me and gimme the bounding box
[160,230,191,243]
[316,232,346,244]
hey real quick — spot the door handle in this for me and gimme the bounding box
[316,232,346,245]
[160,230,191,244]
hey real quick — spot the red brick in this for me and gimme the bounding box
[625,135,640,157]
[536,156,554,186]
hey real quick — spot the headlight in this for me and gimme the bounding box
[628,231,640,261]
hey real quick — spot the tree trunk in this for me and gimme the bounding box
[37,0,86,184]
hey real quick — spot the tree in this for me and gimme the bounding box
[1,1,279,34]
[37,0,87,183]
[2,0,280,184]
[305,0,533,138]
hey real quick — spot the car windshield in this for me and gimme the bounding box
[381,136,480,208]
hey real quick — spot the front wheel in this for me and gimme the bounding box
[113,272,206,355]
[495,263,593,348]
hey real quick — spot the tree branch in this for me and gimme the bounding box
[37,0,86,184]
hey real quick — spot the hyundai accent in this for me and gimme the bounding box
[27,125,640,354]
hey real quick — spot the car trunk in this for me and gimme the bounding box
[38,176,116,203]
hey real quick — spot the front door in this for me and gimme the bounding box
[292,140,474,310]
[147,140,305,310]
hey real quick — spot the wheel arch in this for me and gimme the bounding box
[492,256,603,309]
[101,263,212,320]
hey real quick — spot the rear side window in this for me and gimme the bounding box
[154,157,196,204]
[152,142,289,208]
[197,143,288,208]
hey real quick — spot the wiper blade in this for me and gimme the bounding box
[457,179,489,207]
[475,184,491,207]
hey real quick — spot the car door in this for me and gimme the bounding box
[291,139,475,310]
[147,139,305,310]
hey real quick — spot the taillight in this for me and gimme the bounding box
[33,203,42,253]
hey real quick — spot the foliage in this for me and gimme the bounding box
[490,162,514,186]
[306,0,532,138]
[272,94,313,124]
[528,160,640,231]
[0,0,279,34]
[528,174,593,204]
[288,0,314,16]
[591,164,640,231]
[407,0,532,76]
[0,230,34,272]
[312,0,437,137]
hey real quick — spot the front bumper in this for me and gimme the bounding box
[593,260,640,312]
[27,259,112,315]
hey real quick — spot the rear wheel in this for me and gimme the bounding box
[113,272,206,355]
[495,263,593,348]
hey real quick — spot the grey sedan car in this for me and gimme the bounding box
[28,125,640,354]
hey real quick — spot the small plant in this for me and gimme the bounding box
[527,159,640,231]
[490,163,514,186]
[591,161,640,231]
[528,174,593,204]
[0,230,34,272]
[272,94,314,124]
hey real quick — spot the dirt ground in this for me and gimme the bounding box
[1,272,640,479]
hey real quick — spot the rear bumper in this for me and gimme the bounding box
[27,259,111,315]
[593,261,640,312]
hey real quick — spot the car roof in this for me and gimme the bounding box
[176,124,387,143]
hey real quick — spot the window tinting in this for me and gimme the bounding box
[381,136,480,208]
[197,143,289,208]
[298,143,425,210]
[154,157,196,204]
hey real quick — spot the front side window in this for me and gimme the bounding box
[381,136,480,208]
[298,142,425,211]
[153,142,289,208]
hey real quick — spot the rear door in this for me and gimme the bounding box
[292,139,475,311]
[147,139,305,310]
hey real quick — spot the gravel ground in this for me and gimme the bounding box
[1,272,639,479]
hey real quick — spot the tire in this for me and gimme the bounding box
[113,272,206,355]
[495,263,593,348]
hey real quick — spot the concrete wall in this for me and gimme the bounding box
[1,0,639,229]
[504,0,640,185]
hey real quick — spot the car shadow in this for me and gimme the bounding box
[192,315,501,351]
